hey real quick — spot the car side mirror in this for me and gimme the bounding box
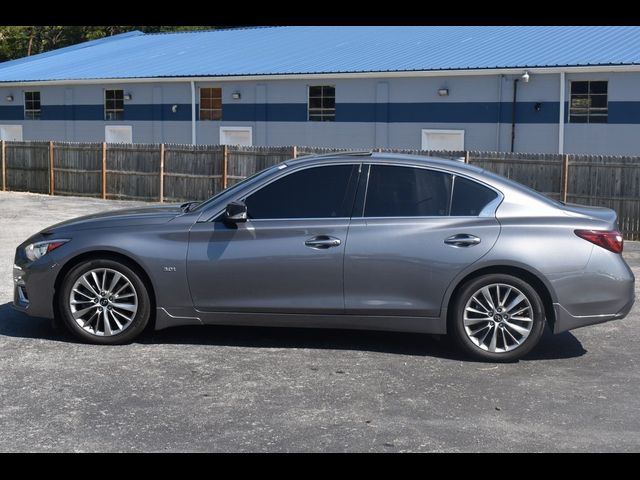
[224,201,248,223]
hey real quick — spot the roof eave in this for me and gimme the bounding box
[2,63,640,86]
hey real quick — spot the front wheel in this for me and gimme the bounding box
[58,259,151,344]
[449,274,546,362]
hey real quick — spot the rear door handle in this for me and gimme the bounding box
[305,235,342,249]
[444,234,481,247]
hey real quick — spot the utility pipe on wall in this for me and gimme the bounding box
[190,81,196,145]
[496,74,503,150]
[510,78,519,152]
[558,71,565,154]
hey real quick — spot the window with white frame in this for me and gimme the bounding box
[105,89,124,121]
[308,85,335,121]
[570,81,608,123]
[200,87,222,120]
[24,91,41,120]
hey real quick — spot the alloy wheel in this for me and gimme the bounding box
[463,283,534,353]
[68,268,138,336]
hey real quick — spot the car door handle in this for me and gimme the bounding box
[305,236,342,249]
[444,234,481,247]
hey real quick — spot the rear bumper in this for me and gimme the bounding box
[553,296,635,334]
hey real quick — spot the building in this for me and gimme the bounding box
[1,26,640,154]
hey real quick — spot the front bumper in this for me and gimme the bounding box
[12,245,61,320]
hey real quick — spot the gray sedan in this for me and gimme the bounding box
[12,152,635,361]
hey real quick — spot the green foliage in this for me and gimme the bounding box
[0,26,223,62]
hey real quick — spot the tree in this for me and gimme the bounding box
[0,26,224,62]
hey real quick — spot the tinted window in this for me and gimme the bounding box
[450,177,499,216]
[364,165,452,217]
[244,165,357,219]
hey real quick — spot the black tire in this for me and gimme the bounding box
[58,258,151,345]
[449,274,546,362]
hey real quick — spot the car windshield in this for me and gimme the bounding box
[188,163,286,212]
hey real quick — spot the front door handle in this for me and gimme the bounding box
[444,234,481,247]
[305,235,342,249]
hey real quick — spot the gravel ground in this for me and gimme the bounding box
[0,190,639,452]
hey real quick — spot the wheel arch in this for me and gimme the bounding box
[53,250,157,330]
[442,263,557,333]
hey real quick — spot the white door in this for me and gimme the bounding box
[0,125,23,141]
[220,127,252,146]
[421,129,464,151]
[105,125,133,143]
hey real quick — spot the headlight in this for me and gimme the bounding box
[24,239,69,262]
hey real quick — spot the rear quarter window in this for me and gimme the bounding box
[450,177,499,216]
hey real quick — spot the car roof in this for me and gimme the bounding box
[289,151,484,175]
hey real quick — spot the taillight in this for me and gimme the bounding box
[574,229,624,254]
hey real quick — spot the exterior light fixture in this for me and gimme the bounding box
[5,95,13,102]
[232,92,241,100]
[124,93,132,100]
[521,71,530,83]
[438,88,449,97]
[171,105,178,113]
[534,102,542,112]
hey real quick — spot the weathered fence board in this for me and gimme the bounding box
[53,142,103,197]
[5,141,50,193]
[2,142,640,240]
[469,151,564,200]
[106,143,161,201]
[226,145,293,187]
[163,144,223,203]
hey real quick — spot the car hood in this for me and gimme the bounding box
[41,205,185,234]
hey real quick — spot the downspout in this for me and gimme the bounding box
[190,81,196,145]
[496,74,503,150]
[558,71,565,154]
[510,78,519,152]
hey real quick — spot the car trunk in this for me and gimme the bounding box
[561,203,618,229]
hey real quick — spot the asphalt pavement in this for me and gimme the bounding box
[0,190,638,452]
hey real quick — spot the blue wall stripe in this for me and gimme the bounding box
[0,105,24,121]
[2,101,640,124]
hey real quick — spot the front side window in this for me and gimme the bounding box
[570,81,608,123]
[244,165,357,219]
[105,89,124,121]
[308,85,335,121]
[200,87,222,120]
[364,165,452,217]
[24,91,41,120]
[450,176,499,216]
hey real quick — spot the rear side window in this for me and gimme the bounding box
[244,164,358,219]
[364,165,452,217]
[450,176,499,216]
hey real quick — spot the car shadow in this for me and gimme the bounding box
[0,302,586,361]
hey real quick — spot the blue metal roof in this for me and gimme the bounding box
[2,26,640,82]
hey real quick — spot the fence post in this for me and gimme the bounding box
[1,140,5,192]
[562,154,570,203]
[292,145,297,159]
[159,143,165,203]
[464,151,470,164]
[49,141,55,195]
[101,142,107,199]
[222,144,228,189]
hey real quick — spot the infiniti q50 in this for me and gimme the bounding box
[12,152,635,361]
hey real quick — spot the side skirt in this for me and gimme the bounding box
[155,307,446,334]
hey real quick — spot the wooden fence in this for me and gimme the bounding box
[1,141,639,240]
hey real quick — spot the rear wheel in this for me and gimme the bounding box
[449,274,546,362]
[58,259,151,344]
